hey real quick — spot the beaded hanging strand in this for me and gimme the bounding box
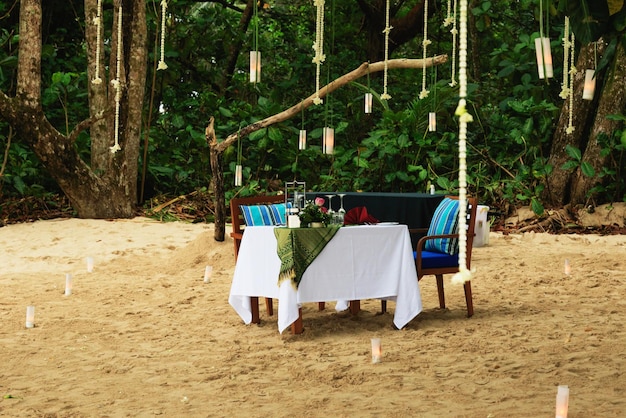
[559,16,570,99]
[158,0,168,70]
[419,0,430,99]
[313,0,326,105]
[566,31,576,134]
[110,2,123,153]
[451,0,473,285]
[92,0,103,85]
[381,0,392,101]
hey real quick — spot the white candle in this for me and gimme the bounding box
[288,214,301,229]
[371,338,382,363]
[564,259,571,275]
[364,92,373,114]
[298,129,307,150]
[535,37,553,79]
[86,256,94,273]
[323,127,334,155]
[555,385,569,418]
[25,306,35,328]
[428,112,437,131]
[65,273,73,296]
[234,164,243,187]
[249,50,261,83]
[582,69,595,100]
[203,266,213,283]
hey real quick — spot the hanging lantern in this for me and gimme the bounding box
[535,37,553,79]
[250,50,261,83]
[364,93,373,114]
[323,127,334,155]
[582,69,596,101]
[298,129,307,150]
[428,112,437,132]
[234,164,243,186]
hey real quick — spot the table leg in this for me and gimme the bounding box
[349,300,360,315]
[251,296,260,324]
[291,307,304,334]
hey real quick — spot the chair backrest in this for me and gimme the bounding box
[418,196,478,274]
[229,194,285,260]
[424,195,478,268]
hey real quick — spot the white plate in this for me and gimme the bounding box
[377,222,399,225]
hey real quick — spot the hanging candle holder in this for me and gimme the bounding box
[234,128,243,186]
[298,129,307,150]
[234,164,243,187]
[249,50,261,83]
[364,93,373,114]
[323,127,334,155]
[535,0,553,80]
[535,37,553,79]
[428,112,437,132]
[582,69,596,100]
[249,0,261,83]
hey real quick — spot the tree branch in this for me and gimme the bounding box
[215,55,448,153]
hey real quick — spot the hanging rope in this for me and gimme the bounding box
[381,0,392,100]
[92,0,103,85]
[566,31,576,134]
[419,0,430,99]
[313,0,326,105]
[448,0,458,87]
[451,0,472,285]
[158,0,168,70]
[560,16,570,99]
[110,3,123,153]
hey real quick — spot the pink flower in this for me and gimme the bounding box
[314,197,325,207]
[320,206,328,214]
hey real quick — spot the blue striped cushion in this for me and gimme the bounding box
[240,203,287,226]
[424,198,459,255]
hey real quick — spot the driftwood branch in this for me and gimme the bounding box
[215,55,448,153]
[209,55,448,241]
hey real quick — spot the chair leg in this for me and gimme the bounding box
[436,274,446,309]
[251,296,260,324]
[265,298,274,316]
[381,300,387,314]
[464,281,474,317]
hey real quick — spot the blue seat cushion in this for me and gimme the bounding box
[424,197,460,255]
[240,203,288,226]
[414,250,459,269]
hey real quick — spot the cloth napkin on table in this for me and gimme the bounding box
[343,206,379,225]
[274,226,340,288]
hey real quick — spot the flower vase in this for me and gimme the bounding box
[310,222,324,228]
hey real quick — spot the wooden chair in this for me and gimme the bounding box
[230,194,285,319]
[382,195,477,317]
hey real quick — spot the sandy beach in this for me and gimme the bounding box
[1,217,625,417]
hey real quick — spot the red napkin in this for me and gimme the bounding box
[343,206,379,225]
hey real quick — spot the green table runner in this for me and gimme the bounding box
[274,226,340,288]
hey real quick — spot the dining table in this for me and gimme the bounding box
[229,224,423,334]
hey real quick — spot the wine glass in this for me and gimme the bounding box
[325,194,336,215]
[338,194,346,214]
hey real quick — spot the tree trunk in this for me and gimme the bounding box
[570,41,626,204]
[543,41,606,207]
[0,0,147,219]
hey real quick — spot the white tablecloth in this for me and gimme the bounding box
[228,225,423,333]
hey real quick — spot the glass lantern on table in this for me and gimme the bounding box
[285,181,306,227]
